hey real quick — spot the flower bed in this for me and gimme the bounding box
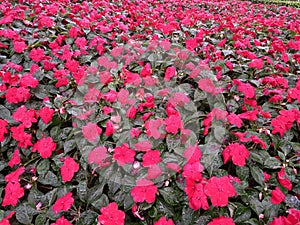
[0,0,299,224]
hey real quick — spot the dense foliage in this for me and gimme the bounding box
[0,0,299,225]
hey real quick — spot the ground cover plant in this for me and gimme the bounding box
[0,0,300,224]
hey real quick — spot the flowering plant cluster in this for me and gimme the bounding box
[0,0,300,225]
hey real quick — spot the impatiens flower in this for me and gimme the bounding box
[113,144,136,166]
[2,182,24,206]
[188,181,209,210]
[8,149,21,168]
[13,41,27,53]
[82,122,102,142]
[39,107,55,124]
[198,78,223,96]
[270,187,285,204]
[105,120,115,136]
[0,211,15,225]
[222,143,250,166]
[60,157,79,182]
[51,216,72,225]
[131,179,158,203]
[29,48,45,62]
[134,140,152,152]
[154,217,174,225]
[5,87,31,104]
[98,202,125,225]
[142,150,162,167]
[227,113,243,128]
[165,114,183,134]
[145,118,165,139]
[233,80,255,99]
[164,66,177,81]
[32,136,56,158]
[52,192,74,214]
[19,74,39,88]
[147,165,162,179]
[277,167,292,190]
[204,176,236,207]
[0,119,8,142]
[11,125,33,148]
[182,161,203,181]
[13,105,37,128]
[5,167,25,183]
[208,217,235,225]
[249,58,264,69]
[88,146,110,167]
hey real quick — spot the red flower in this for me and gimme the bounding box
[208,217,235,225]
[147,165,162,179]
[249,58,264,69]
[39,107,55,124]
[0,119,8,142]
[198,78,223,96]
[164,66,177,81]
[2,182,24,207]
[19,74,39,88]
[277,167,292,190]
[204,176,236,207]
[113,144,136,166]
[165,114,183,134]
[32,136,56,158]
[98,202,125,225]
[182,161,204,181]
[0,211,15,225]
[13,41,27,53]
[29,48,45,62]
[60,157,79,182]
[134,140,152,152]
[233,80,255,99]
[52,192,74,214]
[131,179,158,203]
[11,125,33,148]
[5,167,25,183]
[270,187,285,204]
[154,217,174,225]
[140,63,152,77]
[223,143,250,166]
[13,105,37,128]
[188,182,209,210]
[88,146,110,167]
[82,122,102,142]
[105,120,114,136]
[51,216,72,225]
[8,149,21,168]
[227,113,243,128]
[142,150,161,167]
[6,87,31,104]
[145,118,165,139]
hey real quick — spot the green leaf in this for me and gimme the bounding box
[76,210,98,225]
[264,157,281,169]
[35,214,47,225]
[159,187,180,206]
[250,166,265,186]
[86,183,105,206]
[37,159,50,176]
[16,204,37,225]
[236,166,249,181]
[92,194,109,209]
[233,204,252,223]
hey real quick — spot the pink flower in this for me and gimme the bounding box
[98,202,125,225]
[52,192,74,214]
[131,179,158,203]
[82,122,102,142]
[270,187,285,204]
[208,217,235,225]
